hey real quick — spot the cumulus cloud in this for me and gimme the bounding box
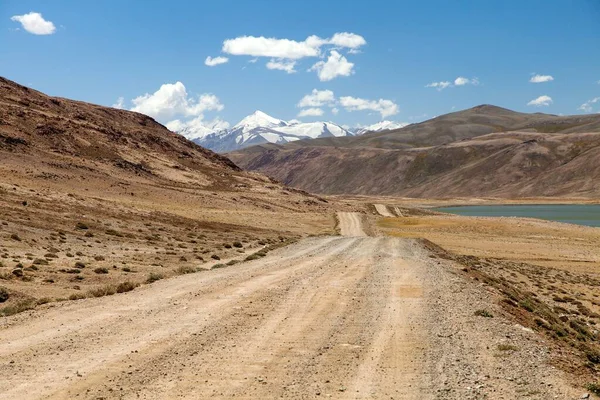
[331,107,339,115]
[266,59,296,74]
[11,12,56,35]
[297,108,324,117]
[328,32,366,49]
[578,97,600,113]
[425,81,452,91]
[339,96,399,118]
[112,97,125,109]
[222,32,366,59]
[130,82,224,121]
[297,89,336,108]
[205,56,229,67]
[223,36,320,59]
[527,95,553,107]
[530,74,554,83]
[220,32,365,79]
[309,51,354,81]
[454,76,479,86]
[426,77,479,90]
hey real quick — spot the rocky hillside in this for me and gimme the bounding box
[0,76,336,232]
[229,105,600,198]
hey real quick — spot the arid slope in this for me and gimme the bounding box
[0,76,340,311]
[229,106,600,198]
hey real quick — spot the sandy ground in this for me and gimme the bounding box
[0,214,585,400]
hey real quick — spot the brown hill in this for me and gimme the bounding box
[229,106,600,198]
[0,77,337,307]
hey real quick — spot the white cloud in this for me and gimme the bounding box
[11,12,56,35]
[205,56,229,67]
[454,77,470,86]
[309,51,354,81]
[578,97,600,113]
[454,76,480,86]
[130,82,223,121]
[112,97,125,109]
[221,33,366,78]
[223,35,321,59]
[297,108,324,117]
[339,96,399,118]
[530,74,554,83]
[426,77,479,90]
[527,95,553,107]
[266,59,296,74]
[222,33,366,60]
[297,89,336,108]
[328,32,366,49]
[425,81,451,91]
[331,107,339,115]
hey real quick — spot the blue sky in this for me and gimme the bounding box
[2,0,600,130]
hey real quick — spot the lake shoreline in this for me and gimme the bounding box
[434,204,600,228]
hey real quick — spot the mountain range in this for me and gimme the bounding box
[229,105,600,198]
[172,110,408,153]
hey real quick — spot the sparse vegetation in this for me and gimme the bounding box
[0,287,9,303]
[87,285,116,298]
[10,233,21,241]
[497,344,518,352]
[116,281,136,293]
[586,382,600,396]
[1,299,34,316]
[76,222,89,230]
[146,272,163,283]
[93,267,109,274]
[474,309,493,318]
[177,265,195,274]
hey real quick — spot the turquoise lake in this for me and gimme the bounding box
[434,204,600,228]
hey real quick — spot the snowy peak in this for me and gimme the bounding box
[353,121,409,135]
[175,111,354,153]
[233,110,287,130]
[277,121,350,139]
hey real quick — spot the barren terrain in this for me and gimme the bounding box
[1,77,599,399]
[0,214,584,399]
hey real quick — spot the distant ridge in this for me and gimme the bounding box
[229,105,600,198]
[171,110,408,153]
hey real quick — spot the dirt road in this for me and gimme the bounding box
[0,217,581,399]
[337,212,367,236]
[374,204,394,217]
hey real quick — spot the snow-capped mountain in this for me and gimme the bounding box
[168,110,409,153]
[182,111,353,153]
[351,121,410,135]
